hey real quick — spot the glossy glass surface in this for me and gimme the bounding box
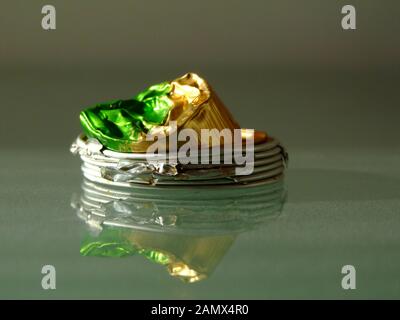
[1,70,399,299]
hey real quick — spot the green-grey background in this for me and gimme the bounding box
[1,0,400,299]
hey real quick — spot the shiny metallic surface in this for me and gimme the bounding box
[72,133,287,186]
[79,73,245,152]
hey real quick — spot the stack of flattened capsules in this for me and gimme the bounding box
[71,133,287,187]
[71,73,288,188]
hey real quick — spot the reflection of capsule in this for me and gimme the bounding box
[80,226,236,283]
[73,178,286,283]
